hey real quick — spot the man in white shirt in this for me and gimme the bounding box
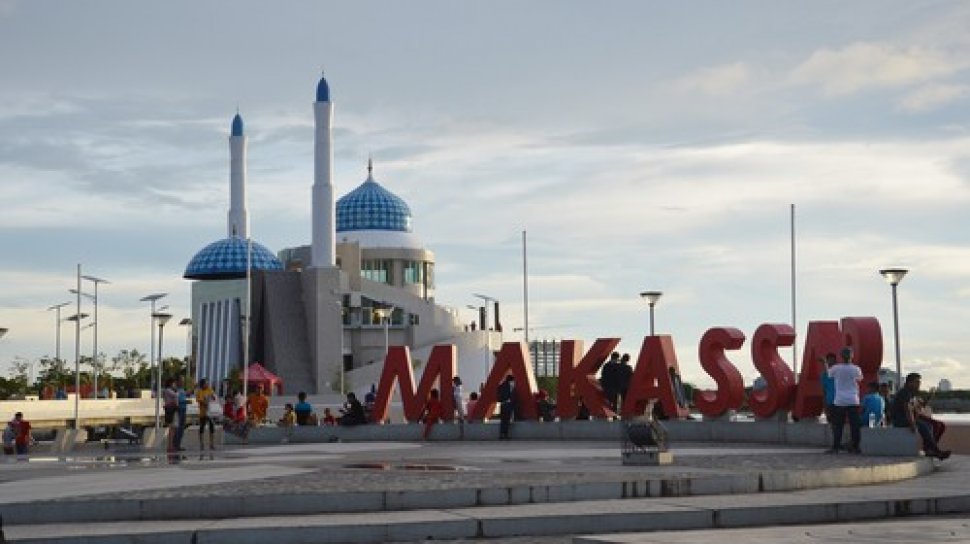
[827,346,863,453]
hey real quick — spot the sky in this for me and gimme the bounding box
[1,1,969,389]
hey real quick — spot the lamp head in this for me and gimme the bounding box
[153,312,173,327]
[0,327,7,339]
[879,268,908,286]
[640,291,663,305]
[140,293,168,303]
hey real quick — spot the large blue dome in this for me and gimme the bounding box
[336,169,412,233]
[184,237,284,280]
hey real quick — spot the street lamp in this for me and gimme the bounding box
[81,275,109,398]
[0,328,7,339]
[879,268,908,392]
[178,318,192,385]
[374,305,395,358]
[46,302,71,364]
[640,291,663,336]
[153,312,172,433]
[140,293,167,430]
[64,311,89,427]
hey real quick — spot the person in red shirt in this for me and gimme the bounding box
[11,412,31,455]
[421,389,444,440]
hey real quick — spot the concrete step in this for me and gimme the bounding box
[6,480,970,544]
[0,457,934,526]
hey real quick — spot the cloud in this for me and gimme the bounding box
[675,62,753,96]
[790,42,963,96]
[898,83,970,112]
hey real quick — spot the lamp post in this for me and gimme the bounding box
[375,305,395,359]
[640,291,663,336]
[46,302,71,364]
[64,311,88,427]
[178,318,192,385]
[140,293,167,429]
[81,275,109,398]
[154,312,172,433]
[879,268,908,392]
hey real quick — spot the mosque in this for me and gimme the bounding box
[183,74,502,396]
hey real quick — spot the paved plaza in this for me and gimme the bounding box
[0,438,967,543]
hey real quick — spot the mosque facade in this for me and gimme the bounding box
[184,74,501,396]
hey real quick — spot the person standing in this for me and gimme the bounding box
[162,379,179,452]
[421,388,444,440]
[174,378,189,451]
[9,413,31,455]
[826,347,863,453]
[497,375,517,439]
[891,373,950,460]
[599,352,620,411]
[616,353,633,416]
[819,353,840,447]
[195,378,217,450]
[452,376,465,438]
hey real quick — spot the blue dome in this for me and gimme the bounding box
[231,113,244,137]
[336,171,412,233]
[316,75,330,102]
[184,237,284,280]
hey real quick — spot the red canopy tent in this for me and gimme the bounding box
[242,362,284,395]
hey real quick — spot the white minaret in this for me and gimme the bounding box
[311,73,335,267]
[227,112,249,238]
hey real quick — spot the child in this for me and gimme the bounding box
[421,388,443,440]
[465,392,480,422]
[279,404,296,428]
[322,407,337,426]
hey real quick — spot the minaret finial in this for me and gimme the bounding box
[367,156,373,177]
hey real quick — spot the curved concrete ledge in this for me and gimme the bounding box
[0,456,934,526]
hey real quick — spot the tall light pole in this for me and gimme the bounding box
[879,268,908,392]
[640,291,663,336]
[154,312,172,433]
[46,302,71,364]
[140,293,167,429]
[81,275,109,398]
[375,305,395,359]
[179,318,192,385]
[64,311,88,427]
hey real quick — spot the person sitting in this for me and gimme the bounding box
[420,388,444,440]
[535,390,556,422]
[322,407,337,426]
[465,392,480,422]
[247,385,269,425]
[861,382,885,427]
[294,391,313,426]
[278,404,296,428]
[339,392,367,426]
[891,373,950,460]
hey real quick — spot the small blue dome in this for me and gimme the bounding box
[336,170,412,233]
[231,113,244,137]
[316,75,330,102]
[184,237,284,280]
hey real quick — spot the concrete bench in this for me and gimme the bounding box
[859,426,921,456]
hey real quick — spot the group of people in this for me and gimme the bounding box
[822,347,950,459]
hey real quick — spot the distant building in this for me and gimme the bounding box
[938,378,952,392]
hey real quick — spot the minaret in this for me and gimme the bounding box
[227,112,249,238]
[311,73,335,267]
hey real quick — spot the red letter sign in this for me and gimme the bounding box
[791,320,842,419]
[556,338,620,420]
[372,344,456,423]
[622,335,690,419]
[693,327,746,418]
[467,342,538,421]
[748,324,796,418]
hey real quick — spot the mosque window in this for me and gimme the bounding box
[403,261,423,284]
[361,259,393,284]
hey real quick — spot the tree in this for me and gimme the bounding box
[36,356,71,389]
[113,349,150,388]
